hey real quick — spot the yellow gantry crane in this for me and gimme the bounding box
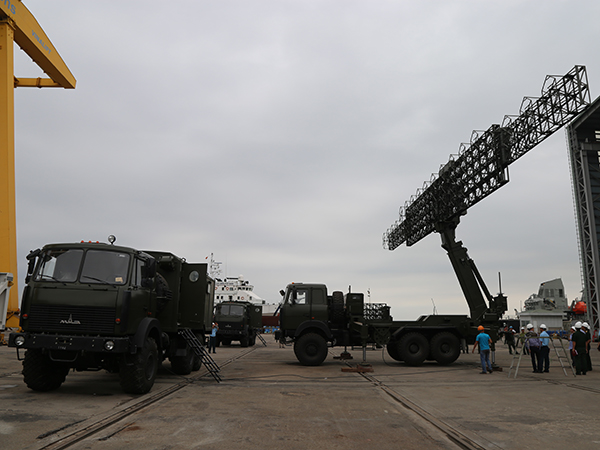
[1,1,75,330]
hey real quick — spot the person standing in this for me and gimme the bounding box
[209,322,218,354]
[539,324,550,373]
[526,324,542,373]
[572,321,588,375]
[472,325,493,374]
[518,327,529,355]
[568,326,576,367]
[582,322,592,372]
[506,326,517,355]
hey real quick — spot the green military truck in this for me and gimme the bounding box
[214,300,262,347]
[8,237,214,394]
[279,282,504,367]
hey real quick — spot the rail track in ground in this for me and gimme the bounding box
[26,346,258,450]
[17,345,600,450]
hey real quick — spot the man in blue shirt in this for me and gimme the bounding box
[539,324,550,373]
[472,326,493,374]
[209,322,219,354]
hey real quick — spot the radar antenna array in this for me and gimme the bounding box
[384,66,591,250]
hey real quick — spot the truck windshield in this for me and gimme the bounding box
[80,250,130,285]
[217,304,245,316]
[36,249,83,283]
[34,248,130,285]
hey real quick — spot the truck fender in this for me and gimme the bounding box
[132,318,163,353]
[294,320,333,341]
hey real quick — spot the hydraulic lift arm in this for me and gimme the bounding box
[436,218,507,323]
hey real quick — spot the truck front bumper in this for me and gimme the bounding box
[8,332,131,354]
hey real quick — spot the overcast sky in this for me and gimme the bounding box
[10,0,600,319]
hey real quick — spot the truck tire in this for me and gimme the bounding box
[294,333,328,366]
[171,343,194,375]
[399,332,429,366]
[22,349,69,392]
[249,334,256,346]
[120,337,159,395]
[240,336,249,347]
[386,339,402,362]
[331,291,345,323]
[221,338,232,346]
[430,332,460,365]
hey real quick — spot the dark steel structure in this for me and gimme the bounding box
[384,65,590,250]
[383,66,591,327]
[567,96,600,339]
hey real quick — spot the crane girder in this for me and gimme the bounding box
[384,65,591,251]
[0,1,75,88]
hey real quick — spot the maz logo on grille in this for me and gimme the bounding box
[60,314,81,325]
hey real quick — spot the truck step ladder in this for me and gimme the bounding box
[256,333,267,346]
[507,336,575,378]
[178,329,222,382]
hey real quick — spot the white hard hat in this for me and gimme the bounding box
[575,321,582,329]
[540,324,547,329]
[521,327,525,330]
[582,322,590,329]
[571,326,576,330]
[526,324,533,329]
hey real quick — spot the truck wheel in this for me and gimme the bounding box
[171,344,194,375]
[240,336,249,348]
[294,333,328,366]
[386,339,402,361]
[331,291,345,323]
[120,337,159,394]
[22,349,69,392]
[430,332,460,365]
[249,335,256,346]
[221,338,232,346]
[399,332,429,366]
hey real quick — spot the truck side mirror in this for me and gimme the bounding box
[143,259,157,279]
[25,248,41,283]
[279,290,285,297]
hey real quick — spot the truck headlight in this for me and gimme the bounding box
[104,340,115,351]
[14,336,25,346]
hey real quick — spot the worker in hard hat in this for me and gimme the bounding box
[539,324,550,373]
[525,324,542,373]
[582,322,592,372]
[518,327,529,356]
[572,321,588,375]
[472,325,493,374]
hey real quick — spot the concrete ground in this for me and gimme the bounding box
[1,336,599,450]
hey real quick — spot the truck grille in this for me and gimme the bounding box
[27,305,116,335]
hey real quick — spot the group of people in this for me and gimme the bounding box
[569,321,593,375]
[474,322,597,376]
[520,323,551,373]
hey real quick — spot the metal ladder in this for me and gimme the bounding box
[508,336,575,378]
[256,332,267,346]
[178,328,222,382]
[551,336,576,377]
[507,338,527,378]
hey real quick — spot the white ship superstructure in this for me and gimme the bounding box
[208,254,276,311]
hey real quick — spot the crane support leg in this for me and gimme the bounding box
[0,20,19,328]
